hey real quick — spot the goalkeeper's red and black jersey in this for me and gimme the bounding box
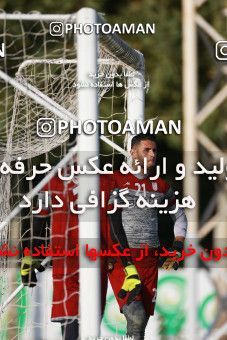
[108,170,176,248]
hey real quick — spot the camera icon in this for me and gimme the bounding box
[37,118,56,138]
[50,22,64,36]
[215,41,227,61]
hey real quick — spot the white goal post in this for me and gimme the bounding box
[0,7,145,339]
[76,9,144,338]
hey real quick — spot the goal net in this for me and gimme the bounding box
[0,8,144,339]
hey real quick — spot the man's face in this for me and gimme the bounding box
[130,139,157,170]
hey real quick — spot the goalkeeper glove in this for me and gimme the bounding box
[118,264,141,305]
[21,256,45,287]
[159,241,184,270]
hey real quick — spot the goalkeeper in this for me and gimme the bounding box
[107,133,188,340]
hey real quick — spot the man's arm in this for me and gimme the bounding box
[109,208,132,267]
[160,207,188,270]
[105,173,133,267]
[171,207,188,243]
[108,209,141,305]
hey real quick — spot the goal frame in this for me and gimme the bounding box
[0,7,145,338]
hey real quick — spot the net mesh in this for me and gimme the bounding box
[0,11,143,339]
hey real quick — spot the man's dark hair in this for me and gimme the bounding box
[131,133,157,149]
